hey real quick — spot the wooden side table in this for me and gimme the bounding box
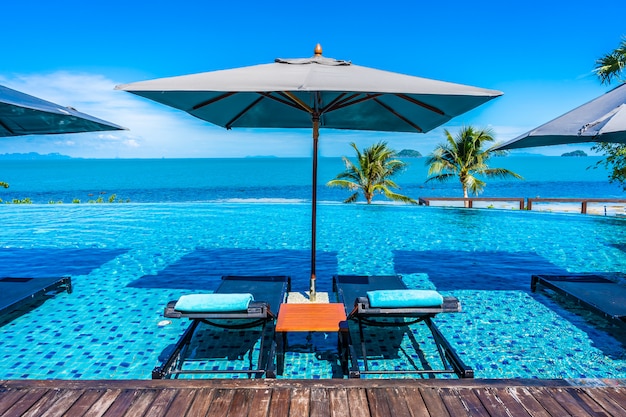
[274,303,350,376]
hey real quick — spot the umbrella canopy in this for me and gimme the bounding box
[116,45,503,298]
[493,83,626,151]
[0,84,125,137]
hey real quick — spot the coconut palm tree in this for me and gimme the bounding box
[426,126,522,206]
[595,38,626,85]
[327,141,416,204]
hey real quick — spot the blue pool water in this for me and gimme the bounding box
[0,202,625,379]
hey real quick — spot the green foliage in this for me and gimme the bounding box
[327,141,416,204]
[10,198,32,204]
[592,39,626,188]
[425,126,523,202]
[591,142,626,190]
[594,37,626,85]
[0,182,8,189]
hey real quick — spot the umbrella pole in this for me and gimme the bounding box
[310,115,319,301]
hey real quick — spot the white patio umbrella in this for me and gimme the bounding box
[493,83,626,151]
[116,44,502,299]
[0,84,125,137]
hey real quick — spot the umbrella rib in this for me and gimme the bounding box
[263,92,312,113]
[397,94,445,116]
[225,96,265,129]
[373,97,424,132]
[192,92,237,111]
[281,92,313,113]
[328,93,383,112]
[0,119,15,135]
[321,93,356,114]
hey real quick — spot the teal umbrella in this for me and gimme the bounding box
[117,45,502,299]
[0,84,125,137]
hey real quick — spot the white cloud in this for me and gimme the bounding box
[1,71,609,158]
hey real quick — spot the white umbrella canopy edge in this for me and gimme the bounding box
[116,45,503,299]
[0,84,126,137]
[493,83,626,151]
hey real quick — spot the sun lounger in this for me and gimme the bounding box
[333,275,473,378]
[0,276,72,323]
[152,275,290,379]
[531,274,626,327]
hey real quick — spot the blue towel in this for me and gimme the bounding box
[366,289,444,308]
[174,293,254,313]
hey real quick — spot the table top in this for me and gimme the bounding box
[275,303,347,332]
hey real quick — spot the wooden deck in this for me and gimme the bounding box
[1,378,625,416]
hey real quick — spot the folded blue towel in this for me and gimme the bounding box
[366,289,444,308]
[174,293,254,313]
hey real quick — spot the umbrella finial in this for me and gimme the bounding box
[314,43,323,56]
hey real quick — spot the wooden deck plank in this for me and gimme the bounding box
[0,389,27,415]
[288,387,309,417]
[398,387,430,417]
[366,388,392,417]
[383,387,412,417]
[550,388,600,417]
[205,388,235,416]
[119,388,157,417]
[528,387,571,417]
[63,389,106,416]
[454,388,491,417]
[582,387,626,416]
[439,388,472,417]
[184,387,215,417]
[486,388,532,417]
[346,387,370,417]
[309,388,329,417]
[162,389,196,417]
[247,388,272,417]
[101,389,143,417]
[1,388,48,417]
[29,389,84,417]
[268,388,290,417]
[145,388,179,417]
[504,387,552,417]
[19,389,76,417]
[329,388,349,417]
[83,389,122,417]
[2,379,626,417]
[571,388,619,417]
[228,389,252,417]
[419,387,451,417]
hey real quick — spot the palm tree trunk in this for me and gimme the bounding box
[463,187,469,208]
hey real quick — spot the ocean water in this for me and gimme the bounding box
[0,157,625,380]
[0,156,624,204]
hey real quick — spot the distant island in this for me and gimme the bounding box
[561,150,588,157]
[0,152,74,160]
[397,149,422,158]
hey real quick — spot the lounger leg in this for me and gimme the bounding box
[358,319,369,372]
[339,324,351,377]
[276,331,286,376]
[425,317,474,378]
[152,319,200,379]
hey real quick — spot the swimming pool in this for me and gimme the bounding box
[0,202,624,379]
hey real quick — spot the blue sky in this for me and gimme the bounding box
[1,0,625,158]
